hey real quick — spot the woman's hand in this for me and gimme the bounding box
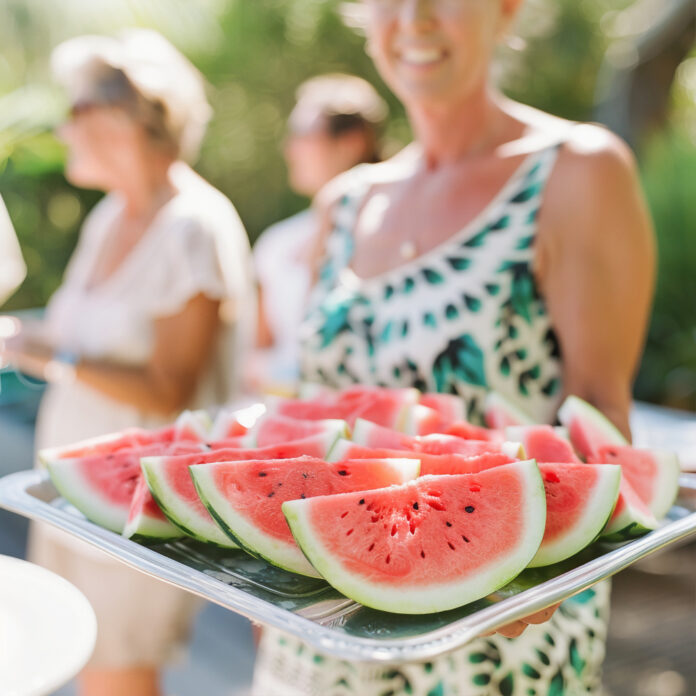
[0,317,53,379]
[483,603,561,639]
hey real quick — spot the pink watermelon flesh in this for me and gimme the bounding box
[282,462,546,612]
[530,463,620,566]
[203,457,411,543]
[332,443,514,476]
[125,474,181,539]
[511,426,580,463]
[418,393,464,425]
[604,477,657,539]
[272,386,415,428]
[251,414,346,447]
[353,420,505,456]
[594,445,664,510]
[147,435,341,534]
[444,421,503,442]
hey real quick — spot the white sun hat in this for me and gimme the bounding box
[51,29,212,162]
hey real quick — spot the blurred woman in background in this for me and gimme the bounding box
[2,30,254,696]
[253,74,387,389]
[252,0,655,694]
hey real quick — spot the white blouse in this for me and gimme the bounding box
[36,165,256,449]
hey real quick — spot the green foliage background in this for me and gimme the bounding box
[1,0,695,409]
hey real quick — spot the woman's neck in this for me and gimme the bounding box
[407,86,511,169]
[117,156,178,218]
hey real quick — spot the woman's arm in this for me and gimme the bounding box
[537,125,656,437]
[4,293,222,417]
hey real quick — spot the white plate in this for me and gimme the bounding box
[0,555,96,696]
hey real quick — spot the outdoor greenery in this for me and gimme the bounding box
[0,0,695,409]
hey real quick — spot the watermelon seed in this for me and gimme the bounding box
[448,542,456,550]
[302,473,308,479]
[385,554,391,564]
[267,491,275,498]
[462,535,470,543]
[338,470,348,476]
[409,520,416,534]
[420,550,426,559]
[368,543,375,551]
[412,502,419,510]
[446,521,452,527]
[341,512,348,518]
[465,506,475,513]
[359,499,365,505]
[258,472,267,477]
[428,500,446,511]
[346,529,354,536]
[300,494,306,499]
[391,524,397,536]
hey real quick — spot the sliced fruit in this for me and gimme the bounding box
[529,463,620,567]
[283,461,546,613]
[191,456,420,577]
[140,433,342,546]
[245,414,349,448]
[601,478,658,542]
[594,445,680,520]
[46,442,201,533]
[209,403,266,441]
[326,439,515,475]
[558,395,627,460]
[483,391,535,429]
[123,475,183,541]
[505,425,580,463]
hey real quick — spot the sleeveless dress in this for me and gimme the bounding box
[252,145,610,696]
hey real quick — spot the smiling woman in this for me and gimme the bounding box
[252,0,655,694]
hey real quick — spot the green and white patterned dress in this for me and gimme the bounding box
[252,146,610,696]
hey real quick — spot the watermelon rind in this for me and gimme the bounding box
[640,450,681,520]
[190,463,322,577]
[500,441,525,459]
[47,459,128,533]
[528,464,621,568]
[601,480,658,542]
[324,438,355,463]
[484,391,535,428]
[283,461,547,614]
[122,506,183,542]
[557,396,628,451]
[140,457,238,547]
[351,418,395,447]
[174,409,212,441]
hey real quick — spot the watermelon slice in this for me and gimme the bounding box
[594,445,680,520]
[123,475,183,541]
[140,433,342,546]
[245,414,349,448]
[327,439,515,475]
[444,421,503,442]
[418,393,465,424]
[352,419,523,458]
[283,461,546,613]
[46,442,201,533]
[601,478,658,542]
[267,386,419,429]
[529,463,621,567]
[483,391,534,429]
[558,395,627,460]
[209,403,266,441]
[191,456,421,577]
[173,410,212,442]
[505,426,580,463]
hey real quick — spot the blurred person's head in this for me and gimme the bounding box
[51,30,211,193]
[360,0,524,111]
[284,74,388,198]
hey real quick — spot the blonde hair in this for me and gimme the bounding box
[51,29,211,162]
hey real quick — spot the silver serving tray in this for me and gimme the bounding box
[1,469,695,663]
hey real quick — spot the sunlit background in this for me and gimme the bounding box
[0,2,695,695]
[1,0,695,411]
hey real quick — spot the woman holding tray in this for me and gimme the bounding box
[252,1,655,694]
[2,31,254,696]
